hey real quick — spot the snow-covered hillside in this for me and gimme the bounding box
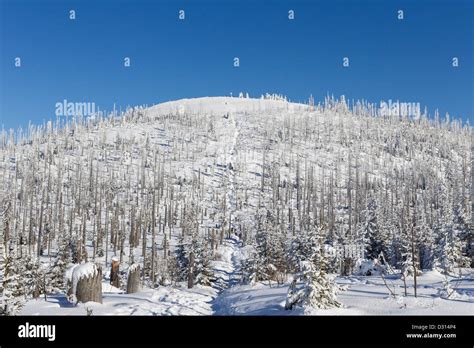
[0,95,472,315]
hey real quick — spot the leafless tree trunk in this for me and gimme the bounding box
[76,267,103,304]
[126,264,141,294]
[110,258,120,288]
[187,251,194,289]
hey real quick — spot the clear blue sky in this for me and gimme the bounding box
[0,0,472,130]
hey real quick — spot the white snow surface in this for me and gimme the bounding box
[213,269,474,315]
[21,281,216,316]
[21,238,474,315]
[146,96,304,118]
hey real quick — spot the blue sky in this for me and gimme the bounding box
[0,0,472,130]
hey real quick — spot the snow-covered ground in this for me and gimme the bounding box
[20,237,474,316]
[214,270,474,315]
[21,282,216,316]
[210,237,242,292]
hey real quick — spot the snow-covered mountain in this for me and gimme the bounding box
[0,95,472,315]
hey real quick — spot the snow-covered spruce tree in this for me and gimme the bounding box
[238,227,258,284]
[377,209,399,268]
[438,276,453,299]
[416,199,435,270]
[271,228,289,283]
[451,203,471,268]
[432,172,466,275]
[435,226,464,276]
[240,247,258,284]
[1,255,25,315]
[357,198,380,260]
[288,228,320,272]
[252,227,270,281]
[1,239,45,313]
[193,236,214,287]
[241,211,270,282]
[172,232,214,288]
[286,226,341,311]
[247,209,288,283]
[445,156,472,266]
[49,236,72,293]
[23,256,45,299]
[173,234,189,283]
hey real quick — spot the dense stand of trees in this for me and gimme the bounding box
[0,95,471,314]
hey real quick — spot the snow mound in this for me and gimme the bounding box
[355,259,386,276]
[146,96,307,119]
[418,270,444,280]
